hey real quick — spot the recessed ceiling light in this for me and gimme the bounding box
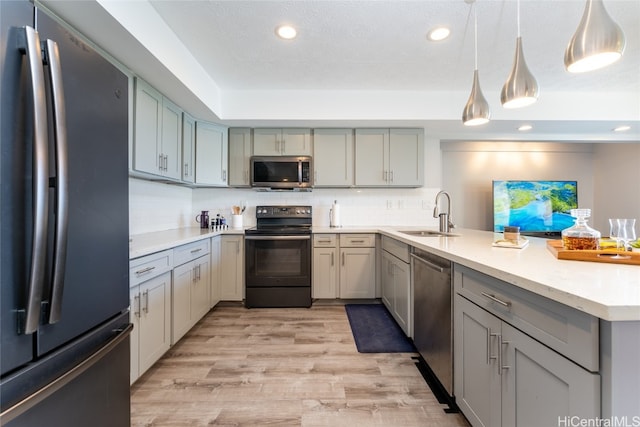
[613,125,631,132]
[275,25,297,40]
[518,124,533,131]
[427,27,450,41]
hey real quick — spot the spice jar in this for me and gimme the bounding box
[561,209,601,250]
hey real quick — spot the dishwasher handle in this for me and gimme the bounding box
[410,252,448,273]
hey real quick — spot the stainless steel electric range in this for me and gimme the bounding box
[244,206,312,308]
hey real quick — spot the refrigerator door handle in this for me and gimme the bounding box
[43,39,69,325]
[19,26,49,335]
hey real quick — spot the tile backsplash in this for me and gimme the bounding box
[129,178,442,234]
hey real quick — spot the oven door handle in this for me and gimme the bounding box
[245,235,311,241]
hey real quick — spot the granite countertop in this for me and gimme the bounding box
[129,225,640,322]
[377,227,640,322]
[129,227,246,259]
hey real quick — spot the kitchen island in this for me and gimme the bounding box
[376,227,640,423]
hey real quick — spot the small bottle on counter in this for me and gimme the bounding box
[562,209,600,250]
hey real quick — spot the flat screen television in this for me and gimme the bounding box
[492,180,578,237]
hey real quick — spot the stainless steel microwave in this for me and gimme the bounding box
[251,156,313,190]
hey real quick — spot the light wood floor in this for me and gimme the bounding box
[130,304,470,427]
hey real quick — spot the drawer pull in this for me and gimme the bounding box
[190,248,202,254]
[317,239,331,244]
[349,239,365,243]
[135,266,156,276]
[481,292,511,308]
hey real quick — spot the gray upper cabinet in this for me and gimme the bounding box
[228,128,252,187]
[354,128,424,187]
[195,121,228,186]
[132,78,182,181]
[181,112,196,184]
[253,128,312,156]
[313,129,354,187]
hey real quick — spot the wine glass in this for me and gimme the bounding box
[621,218,637,251]
[609,218,630,260]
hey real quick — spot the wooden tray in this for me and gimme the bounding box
[546,240,640,266]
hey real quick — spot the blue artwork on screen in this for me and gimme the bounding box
[493,180,578,235]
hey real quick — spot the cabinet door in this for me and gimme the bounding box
[133,78,162,176]
[501,323,600,427]
[195,122,228,186]
[161,97,183,180]
[210,236,221,308]
[313,129,354,187]
[312,247,338,298]
[182,112,196,183]
[381,252,394,310]
[220,236,244,301]
[354,129,388,186]
[339,247,375,299]
[388,128,423,187]
[172,261,193,344]
[228,128,252,186]
[281,128,312,155]
[253,128,282,155]
[454,296,502,427]
[138,271,172,376]
[392,256,411,336]
[191,256,211,322]
[129,286,141,384]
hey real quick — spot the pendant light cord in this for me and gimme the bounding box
[474,2,478,70]
[517,0,521,37]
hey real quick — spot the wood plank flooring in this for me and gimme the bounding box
[130,304,470,427]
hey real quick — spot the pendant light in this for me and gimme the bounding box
[501,0,539,108]
[565,0,625,73]
[462,0,490,126]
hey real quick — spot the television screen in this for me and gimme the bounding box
[493,180,578,236]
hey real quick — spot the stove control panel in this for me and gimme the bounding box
[255,205,312,218]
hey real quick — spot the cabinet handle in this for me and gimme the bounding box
[342,252,345,266]
[159,153,164,171]
[142,290,149,314]
[389,170,394,183]
[135,266,156,276]
[383,170,388,182]
[184,163,189,176]
[350,239,365,244]
[190,248,202,254]
[197,264,201,281]
[133,294,140,318]
[318,239,331,244]
[481,292,511,308]
[488,330,499,364]
[498,335,511,375]
[331,252,334,266]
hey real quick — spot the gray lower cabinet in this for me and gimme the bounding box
[454,266,601,427]
[380,237,411,336]
[219,235,244,301]
[172,239,211,344]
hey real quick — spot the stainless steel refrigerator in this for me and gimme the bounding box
[1,1,131,425]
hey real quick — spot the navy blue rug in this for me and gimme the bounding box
[345,304,416,353]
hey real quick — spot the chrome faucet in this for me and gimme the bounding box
[433,190,455,233]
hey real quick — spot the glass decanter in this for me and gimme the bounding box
[562,209,601,250]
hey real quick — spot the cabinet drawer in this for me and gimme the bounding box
[130,249,173,288]
[173,239,210,267]
[340,234,375,247]
[313,234,337,247]
[381,236,409,263]
[454,264,599,372]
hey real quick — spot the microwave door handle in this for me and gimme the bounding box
[298,160,302,184]
[19,26,49,334]
[43,39,69,324]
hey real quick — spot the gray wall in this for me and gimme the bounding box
[441,141,639,235]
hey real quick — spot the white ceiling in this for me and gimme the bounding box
[41,0,640,141]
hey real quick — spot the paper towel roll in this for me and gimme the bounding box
[330,200,341,228]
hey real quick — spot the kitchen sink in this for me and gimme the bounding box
[397,230,461,237]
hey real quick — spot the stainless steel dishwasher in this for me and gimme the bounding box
[411,248,454,400]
